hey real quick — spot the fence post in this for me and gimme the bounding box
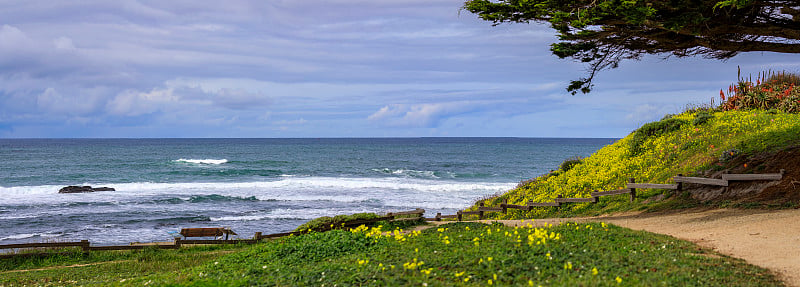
[81,240,90,251]
[478,202,484,220]
[628,178,636,202]
[676,173,683,196]
[254,232,262,240]
[592,190,599,203]
[457,211,462,222]
[501,198,508,214]
[173,238,181,248]
[435,213,442,221]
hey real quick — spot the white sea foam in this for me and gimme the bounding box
[174,158,228,165]
[0,232,60,241]
[0,177,515,208]
[372,168,440,179]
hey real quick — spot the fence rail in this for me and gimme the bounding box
[590,189,630,197]
[627,183,679,190]
[445,170,785,221]
[722,170,784,181]
[673,176,729,186]
[0,209,426,258]
[0,241,88,250]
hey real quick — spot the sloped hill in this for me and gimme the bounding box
[482,109,800,218]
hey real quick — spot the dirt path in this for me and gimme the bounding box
[426,208,800,286]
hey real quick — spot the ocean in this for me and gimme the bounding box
[0,138,613,245]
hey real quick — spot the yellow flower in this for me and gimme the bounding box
[616,276,622,283]
[488,279,493,285]
[454,271,465,277]
[592,267,598,276]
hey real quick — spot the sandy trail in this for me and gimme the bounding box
[426,208,800,286]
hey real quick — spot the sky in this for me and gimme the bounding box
[1,1,799,138]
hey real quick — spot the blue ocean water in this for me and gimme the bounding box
[0,138,613,244]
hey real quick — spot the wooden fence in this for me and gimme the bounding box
[436,170,785,221]
[0,209,426,258]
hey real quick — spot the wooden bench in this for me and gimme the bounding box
[179,228,237,240]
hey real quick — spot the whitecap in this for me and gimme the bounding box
[0,232,60,241]
[174,158,228,165]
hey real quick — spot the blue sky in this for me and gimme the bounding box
[1,1,798,138]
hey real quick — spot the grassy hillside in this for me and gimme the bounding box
[480,109,800,219]
[115,222,778,286]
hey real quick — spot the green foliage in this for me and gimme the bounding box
[481,109,800,219]
[559,156,583,173]
[0,244,248,286]
[136,222,778,286]
[463,0,798,93]
[692,112,714,125]
[721,70,800,113]
[629,118,688,155]
[294,212,380,232]
[4,222,782,286]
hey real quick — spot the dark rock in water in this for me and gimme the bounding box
[59,186,115,193]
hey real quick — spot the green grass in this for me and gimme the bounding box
[1,223,782,286]
[294,212,381,232]
[478,109,800,219]
[121,222,780,286]
[0,244,250,286]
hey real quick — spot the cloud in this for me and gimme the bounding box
[368,101,477,128]
[194,88,273,111]
[36,88,100,116]
[106,88,178,117]
[273,118,307,125]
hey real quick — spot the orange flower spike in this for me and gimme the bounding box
[719,89,725,101]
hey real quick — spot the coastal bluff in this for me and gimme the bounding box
[58,186,115,193]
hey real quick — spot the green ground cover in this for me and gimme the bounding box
[124,222,779,286]
[476,109,800,219]
[0,244,249,286]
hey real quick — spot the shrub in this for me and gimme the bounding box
[767,71,800,86]
[629,118,688,155]
[294,212,380,232]
[558,156,582,173]
[720,70,800,113]
[692,112,714,125]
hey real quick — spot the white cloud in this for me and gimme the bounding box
[106,88,178,116]
[53,36,75,50]
[273,118,307,125]
[36,87,100,116]
[367,101,476,128]
[208,88,273,110]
